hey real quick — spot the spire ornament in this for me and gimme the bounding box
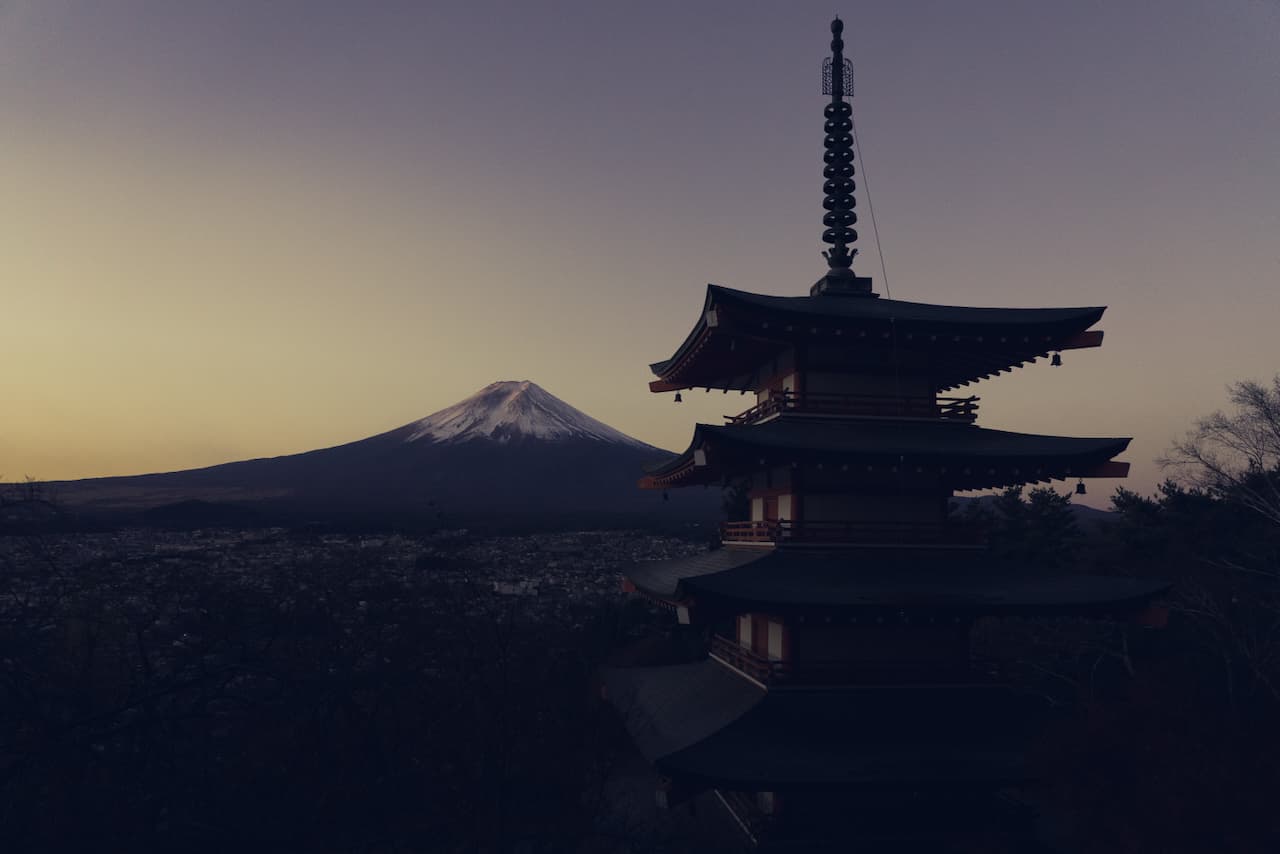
[812,17,876,297]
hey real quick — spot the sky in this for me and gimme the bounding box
[2,0,1278,506]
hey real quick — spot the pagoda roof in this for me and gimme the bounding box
[627,546,1169,616]
[642,418,1130,491]
[649,285,1107,393]
[603,659,1044,788]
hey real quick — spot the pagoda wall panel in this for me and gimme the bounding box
[804,465,946,494]
[804,491,942,524]
[790,622,971,666]
[747,494,793,522]
[808,343,930,373]
[806,369,932,399]
[750,467,793,491]
[754,348,797,397]
[735,613,788,662]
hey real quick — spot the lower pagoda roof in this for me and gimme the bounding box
[649,285,1107,393]
[603,658,1044,788]
[641,418,1130,491]
[627,546,1170,616]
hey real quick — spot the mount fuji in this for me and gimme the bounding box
[52,381,716,524]
[404,381,654,448]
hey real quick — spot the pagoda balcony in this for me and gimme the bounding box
[709,634,1001,686]
[725,391,979,426]
[709,633,789,684]
[720,519,986,548]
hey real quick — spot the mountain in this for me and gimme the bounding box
[404,381,653,448]
[51,381,716,524]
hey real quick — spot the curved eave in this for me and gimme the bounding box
[641,421,1132,491]
[625,546,1170,618]
[648,285,1107,394]
[626,547,768,601]
[682,571,1173,619]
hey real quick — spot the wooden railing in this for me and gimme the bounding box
[725,391,979,425]
[720,519,985,547]
[717,789,775,840]
[710,634,1003,686]
[709,634,788,684]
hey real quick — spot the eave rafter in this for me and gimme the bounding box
[640,431,1131,492]
[648,292,1108,394]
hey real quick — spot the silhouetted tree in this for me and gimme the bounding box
[960,486,1082,568]
[1163,374,1280,527]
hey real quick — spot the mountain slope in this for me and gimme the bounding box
[52,382,714,522]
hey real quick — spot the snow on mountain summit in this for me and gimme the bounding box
[405,381,656,449]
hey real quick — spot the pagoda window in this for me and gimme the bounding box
[766,620,785,661]
[751,615,771,658]
[752,495,781,522]
[757,791,776,815]
[776,494,793,521]
[737,614,753,650]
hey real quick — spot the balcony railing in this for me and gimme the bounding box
[709,633,788,684]
[710,633,1004,686]
[726,391,979,425]
[720,519,985,547]
[717,789,775,841]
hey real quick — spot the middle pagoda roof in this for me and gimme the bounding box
[649,284,1107,393]
[641,418,1131,491]
[625,546,1170,616]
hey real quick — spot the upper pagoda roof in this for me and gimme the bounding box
[602,659,1044,788]
[626,546,1169,616]
[649,285,1107,392]
[642,418,1130,491]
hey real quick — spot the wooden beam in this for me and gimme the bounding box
[1083,460,1130,478]
[1060,330,1104,350]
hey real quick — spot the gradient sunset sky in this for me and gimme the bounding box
[3,0,1278,506]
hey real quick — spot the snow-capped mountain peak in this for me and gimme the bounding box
[405,381,655,449]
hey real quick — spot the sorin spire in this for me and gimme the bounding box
[812,17,876,297]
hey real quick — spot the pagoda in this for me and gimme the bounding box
[604,18,1169,853]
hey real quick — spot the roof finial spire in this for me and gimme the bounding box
[813,16,876,297]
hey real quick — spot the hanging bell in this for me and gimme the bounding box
[1051,352,1062,367]
[1075,479,1086,495]
[674,391,682,403]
